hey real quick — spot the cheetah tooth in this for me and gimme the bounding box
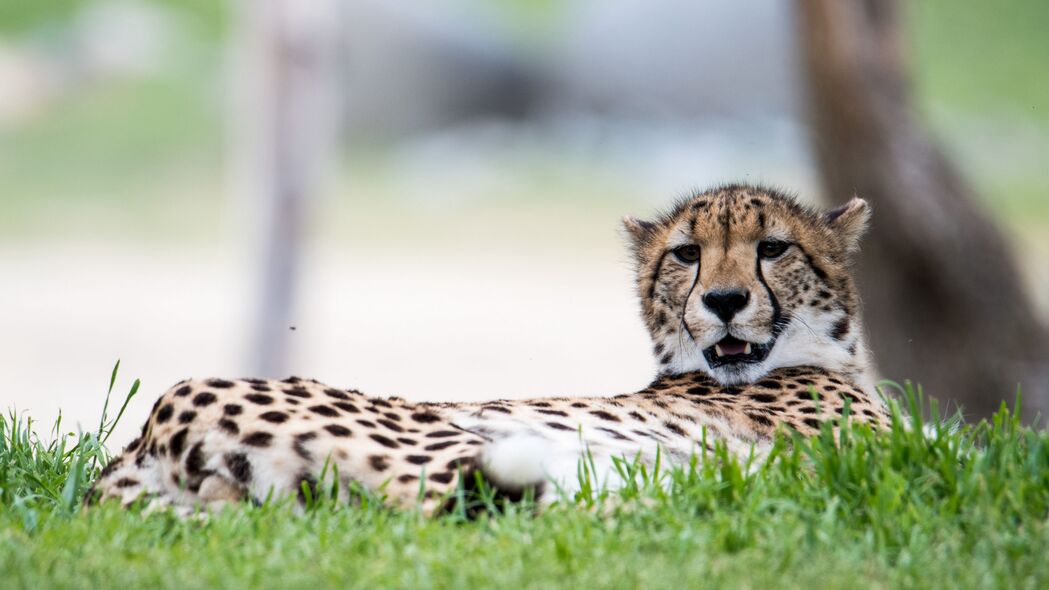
[744,342,752,355]
[715,344,724,357]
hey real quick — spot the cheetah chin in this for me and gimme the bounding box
[89,184,886,515]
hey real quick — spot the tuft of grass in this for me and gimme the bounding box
[0,370,1047,589]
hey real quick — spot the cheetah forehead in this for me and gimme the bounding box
[639,185,837,252]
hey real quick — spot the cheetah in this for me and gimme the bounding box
[90,184,889,514]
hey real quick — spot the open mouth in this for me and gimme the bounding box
[702,335,775,368]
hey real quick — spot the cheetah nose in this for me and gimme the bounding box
[702,290,750,322]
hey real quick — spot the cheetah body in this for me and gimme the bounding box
[93,369,887,513]
[92,184,887,513]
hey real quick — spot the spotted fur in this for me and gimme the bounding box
[89,185,886,514]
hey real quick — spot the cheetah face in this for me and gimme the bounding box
[624,185,870,385]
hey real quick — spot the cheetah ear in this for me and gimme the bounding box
[622,216,656,248]
[823,197,870,254]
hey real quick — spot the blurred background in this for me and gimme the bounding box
[2,0,1046,443]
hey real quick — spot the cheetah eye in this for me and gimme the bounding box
[758,240,790,259]
[671,244,700,264]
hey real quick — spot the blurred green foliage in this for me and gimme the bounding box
[0,0,1045,238]
[0,0,227,38]
[911,0,1049,122]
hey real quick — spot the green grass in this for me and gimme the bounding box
[1,368,1047,589]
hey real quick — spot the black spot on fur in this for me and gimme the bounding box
[324,424,352,437]
[570,402,588,408]
[831,318,850,341]
[219,419,240,435]
[397,474,418,483]
[481,405,511,414]
[334,401,359,413]
[99,458,123,478]
[370,434,399,448]
[113,477,138,489]
[406,455,431,464]
[659,352,673,365]
[425,431,460,438]
[192,392,217,407]
[749,393,777,403]
[747,413,773,427]
[537,409,568,417]
[369,455,389,472]
[424,441,458,451]
[545,422,575,431]
[170,428,188,457]
[397,437,417,445]
[242,432,273,447]
[378,419,404,433]
[224,404,243,416]
[207,379,235,389]
[687,386,711,396]
[282,376,301,384]
[446,458,471,471]
[185,442,205,475]
[251,383,271,392]
[841,391,862,403]
[174,385,192,397]
[225,453,252,483]
[293,432,316,460]
[628,411,647,422]
[411,410,441,423]
[260,411,289,424]
[245,394,274,405]
[178,410,196,424]
[284,387,310,398]
[309,405,339,417]
[803,418,822,429]
[597,427,629,440]
[590,410,620,422]
[757,380,782,389]
[664,421,686,436]
[429,472,455,484]
[155,404,174,424]
[324,388,350,400]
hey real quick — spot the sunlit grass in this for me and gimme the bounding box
[1,364,1047,589]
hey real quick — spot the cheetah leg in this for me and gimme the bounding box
[196,474,246,509]
[477,432,665,507]
[88,452,179,511]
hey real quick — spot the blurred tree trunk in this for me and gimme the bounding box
[232,0,343,377]
[795,0,1049,421]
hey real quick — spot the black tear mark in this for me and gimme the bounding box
[754,253,783,337]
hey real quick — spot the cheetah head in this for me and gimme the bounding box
[624,184,873,388]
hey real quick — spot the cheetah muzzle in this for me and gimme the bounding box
[89,184,887,515]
